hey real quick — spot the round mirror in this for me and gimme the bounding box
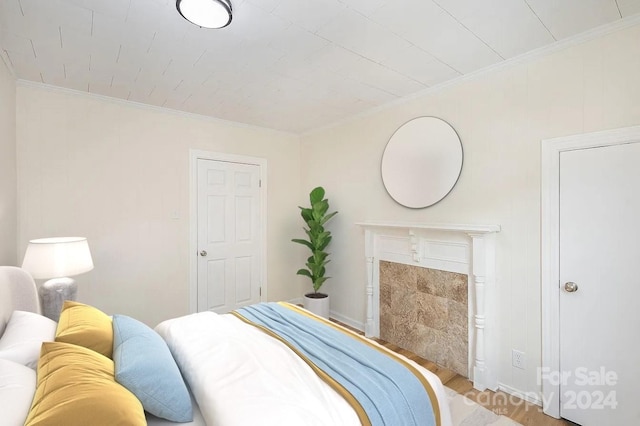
[381,117,463,208]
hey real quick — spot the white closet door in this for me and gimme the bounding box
[559,141,640,425]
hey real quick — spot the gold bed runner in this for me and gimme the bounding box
[231,302,442,426]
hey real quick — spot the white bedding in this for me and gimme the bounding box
[155,311,452,426]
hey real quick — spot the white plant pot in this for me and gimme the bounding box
[304,293,330,319]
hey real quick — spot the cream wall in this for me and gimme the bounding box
[16,85,304,327]
[0,59,16,265]
[300,24,640,398]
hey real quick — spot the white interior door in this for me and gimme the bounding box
[197,158,262,313]
[559,141,640,425]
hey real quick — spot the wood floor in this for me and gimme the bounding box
[329,318,575,426]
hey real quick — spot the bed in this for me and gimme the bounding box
[0,266,452,426]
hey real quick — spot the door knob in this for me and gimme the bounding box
[199,250,207,257]
[564,281,578,293]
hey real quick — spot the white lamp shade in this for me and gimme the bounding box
[21,237,94,279]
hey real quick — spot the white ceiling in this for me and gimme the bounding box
[1,0,639,134]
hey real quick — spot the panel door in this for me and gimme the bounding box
[197,159,261,313]
[559,142,640,424]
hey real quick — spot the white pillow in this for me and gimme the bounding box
[0,358,37,426]
[0,311,57,369]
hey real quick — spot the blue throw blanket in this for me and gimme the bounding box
[234,302,438,426]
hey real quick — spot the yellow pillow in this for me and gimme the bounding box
[25,341,145,426]
[55,300,113,358]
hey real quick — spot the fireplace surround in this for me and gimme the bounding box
[357,222,500,391]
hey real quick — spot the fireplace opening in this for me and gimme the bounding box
[379,261,468,377]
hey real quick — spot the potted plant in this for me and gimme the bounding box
[292,186,338,318]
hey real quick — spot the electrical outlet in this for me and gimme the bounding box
[512,349,525,369]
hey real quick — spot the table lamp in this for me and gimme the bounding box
[21,237,94,321]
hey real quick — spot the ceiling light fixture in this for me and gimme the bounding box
[176,0,232,29]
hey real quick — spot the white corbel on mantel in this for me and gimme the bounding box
[356,221,500,391]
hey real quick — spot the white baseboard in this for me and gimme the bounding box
[287,297,303,306]
[498,382,543,406]
[284,298,364,331]
[329,310,364,331]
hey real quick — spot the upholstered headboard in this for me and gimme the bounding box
[0,266,40,336]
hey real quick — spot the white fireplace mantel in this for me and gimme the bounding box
[356,221,500,391]
[357,221,500,234]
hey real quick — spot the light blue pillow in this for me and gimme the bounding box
[112,314,193,422]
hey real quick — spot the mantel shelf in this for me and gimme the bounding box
[356,221,501,234]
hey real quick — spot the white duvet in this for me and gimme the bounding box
[155,311,452,426]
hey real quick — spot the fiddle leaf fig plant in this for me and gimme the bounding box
[292,186,338,294]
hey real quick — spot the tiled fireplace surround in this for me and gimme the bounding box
[379,261,469,377]
[358,222,500,391]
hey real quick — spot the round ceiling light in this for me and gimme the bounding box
[176,0,232,29]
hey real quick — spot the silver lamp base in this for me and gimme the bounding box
[39,277,77,321]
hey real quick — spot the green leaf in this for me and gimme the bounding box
[309,187,325,204]
[296,269,312,278]
[313,276,329,292]
[304,228,313,240]
[318,200,330,217]
[317,235,332,251]
[308,220,322,233]
[306,261,321,275]
[299,208,313,222]
[313,251,328,264]
[314,232,326,247]
[291,238,313,250]
[320,211,338,225]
